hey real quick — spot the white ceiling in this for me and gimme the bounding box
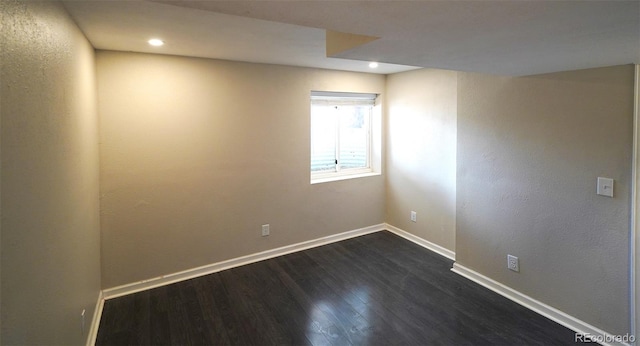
[64,0,639,76]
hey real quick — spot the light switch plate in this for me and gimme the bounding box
[597,177,614,197]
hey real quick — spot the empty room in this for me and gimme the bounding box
[2,0,640,345]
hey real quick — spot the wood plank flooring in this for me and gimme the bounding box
[96,231,582,345]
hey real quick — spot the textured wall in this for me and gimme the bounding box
[1,1,101,344]
[456,65,633,334]
[97,51,386,288]
[386,69,457,251]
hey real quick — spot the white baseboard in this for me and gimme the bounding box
[452,263,630,346]
[103,223,386,299]
[385,223,455,260]
[86,290,104,346]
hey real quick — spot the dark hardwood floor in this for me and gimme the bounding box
[96,231,581,345]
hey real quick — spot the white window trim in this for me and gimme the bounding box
[311,171,381,185]
[310,91,382,184]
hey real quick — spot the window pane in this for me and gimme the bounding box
[339,105,368,169]
[310,105,336,172]
[310,91,376,179]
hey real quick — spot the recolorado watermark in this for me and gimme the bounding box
[575,332,635,344]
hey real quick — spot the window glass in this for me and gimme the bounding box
[310,92,376,181]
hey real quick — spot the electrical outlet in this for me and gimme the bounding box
[507,254,519,272]
[410,211,417,222]
[81,309,86,336]
[261,224,270,237]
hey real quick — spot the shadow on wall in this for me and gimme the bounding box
[455,65,633,335]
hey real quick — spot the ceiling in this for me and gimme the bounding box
[64,0,640,76]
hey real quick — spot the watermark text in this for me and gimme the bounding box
[575,333,635,344]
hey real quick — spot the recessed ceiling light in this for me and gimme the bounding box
[148,38,164,47]
[369,62,379,69]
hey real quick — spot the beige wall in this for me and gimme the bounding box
[1,1,101,344]
[386,69,457,251]
[97,51,386,288]
[456,65,634,334]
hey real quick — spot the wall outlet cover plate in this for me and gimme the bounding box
[507,254,519,272]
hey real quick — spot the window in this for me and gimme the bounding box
[310,91,379,183]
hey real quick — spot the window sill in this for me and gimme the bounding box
[311,171,381,185]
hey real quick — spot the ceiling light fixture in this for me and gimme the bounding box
[369,62,379,69]
[148,38,164,47]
